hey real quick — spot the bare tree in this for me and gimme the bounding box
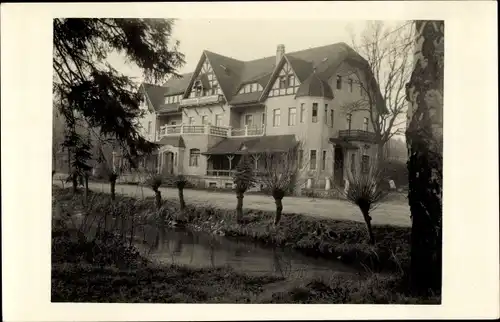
[233,153,256,223]
[259,142,308,225]
[343,21,414,163]
[332,156,389,244]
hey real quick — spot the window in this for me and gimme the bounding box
[147,121,152,134]
[189,149,200,167]
[273,109,281,127]
[215,114,223,126]
[310,150,317,170]
[201,115,208,125]
[362,155,370,173]
[324,104,328,124]
[211,84,219,95]
[287,75,295,87]
[188,117,195,125]
[298,103,305,123]
[330,109,334,127]
[363,117,369,131]
[348,78,353,92]
[346,113,352,130]
[288,107,297,126]
[298,149,304,168]
[244,114,253,127]
[170,121,177,125]
[322,150,327,170]
[245,84,251,93]
[336,75,342,90]
[252,83,258,92]
[350,153,356,175]
[194,80,203,97]
[262,113,266,126]
[312,103,318,123]
[279,76,287,89]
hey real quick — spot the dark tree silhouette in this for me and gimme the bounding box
[53,18,185,190]
[233,153,255,223]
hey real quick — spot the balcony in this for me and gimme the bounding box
[158,124,266,139]
[179,94,224,107]
[338,130,377,143]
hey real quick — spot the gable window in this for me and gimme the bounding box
[273,109,281,127]
[194,80,203,97]
[188,117,195,125]
[312,103,318,123]
[346,113,352,131]
[211,84,219,95]
[336,75,342,90]
[324,104,328,124]
[300,103,305,123]
[330,109,335,127]
[322,150,327,171]
[363,117,369,131]
[310,150,317,170]
[215,114,223,126]
[279,76,287,89]
[201,115,208,125]
[348,78,353,92]
[287,75,295,87]
[350,153,356,175]
[362,155,370,173]
[189,149,200,167]
[288,107,297,126]
[244,114,253,127]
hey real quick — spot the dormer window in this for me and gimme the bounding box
[336,75,342,90]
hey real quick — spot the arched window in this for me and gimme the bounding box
[189,149,200,167]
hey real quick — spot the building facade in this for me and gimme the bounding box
[135,42,386,190]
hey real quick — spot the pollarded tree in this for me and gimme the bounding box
[405,20,444,295]
[233,153,255,223]
[332,157,389,244]
[260,142,307,225]
[53,18,185,186]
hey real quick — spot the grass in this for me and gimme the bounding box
[51,186,439,304]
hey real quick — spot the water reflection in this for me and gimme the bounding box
[138,225,358,280]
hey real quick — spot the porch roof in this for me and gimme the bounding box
[203,134,297,155]
[329,137,359,150]
[157,135,186,148]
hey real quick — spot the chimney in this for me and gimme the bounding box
[276,44,285,66]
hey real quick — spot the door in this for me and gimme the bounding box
[333,146,344,187]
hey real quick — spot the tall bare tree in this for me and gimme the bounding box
[405,20,443,295]
[343,21,414,162]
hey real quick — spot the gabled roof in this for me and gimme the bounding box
[141,83,167,112]
[296,72,334,99]
[157,42,386,113]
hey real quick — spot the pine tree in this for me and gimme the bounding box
[53,18,185,190]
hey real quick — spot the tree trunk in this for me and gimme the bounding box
[272,189,285,225]
[274,197,283,225]
[178,187,186,210]
[405,20,444,295]
[362,209,375,245]
[377,142,385,165]
[154,189,162,210]
[84,173,89,202]
[71,172,78,194]
[110,179,116,201]
[236,191,244,223]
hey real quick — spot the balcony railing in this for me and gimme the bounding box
[158,124,265,139]
[179,94,224,107]
[338,130,377,142]
[206,169,267,178]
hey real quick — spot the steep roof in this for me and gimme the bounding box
[296,72,334,99]
[157,42,384,111]
[157,135,185,148]
[141,83,167,112]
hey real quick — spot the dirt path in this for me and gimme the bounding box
[54,178,411,227]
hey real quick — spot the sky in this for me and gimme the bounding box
[113,19,402,82]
